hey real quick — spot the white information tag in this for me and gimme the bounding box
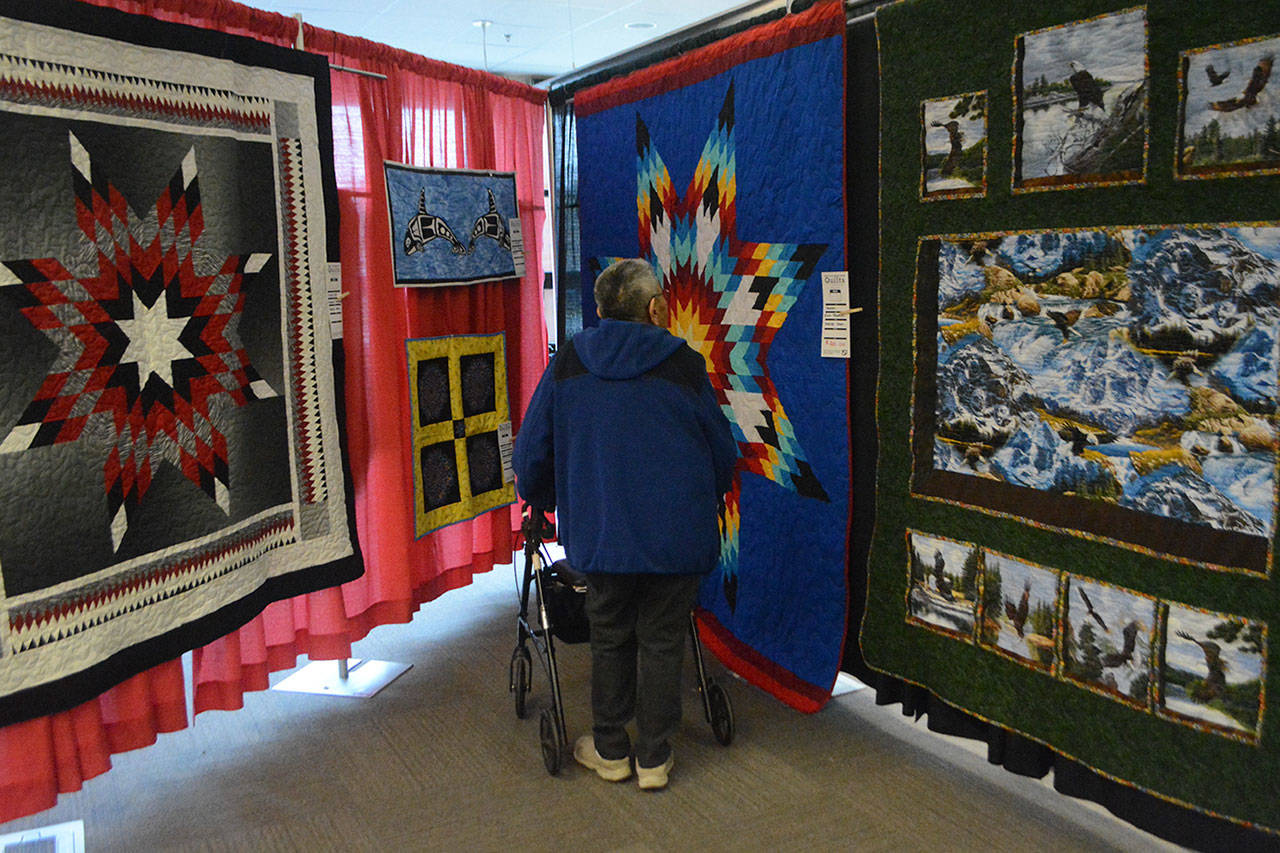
[508,219,526,280]
[326,261,343,340]
[821,270,851,359]
[497,421,515,483]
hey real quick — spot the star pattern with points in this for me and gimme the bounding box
[627,82,828,607]
[0,131,276,551]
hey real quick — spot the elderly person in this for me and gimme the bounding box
[513,258,737,790]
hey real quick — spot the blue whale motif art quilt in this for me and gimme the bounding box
[385,163,524,287]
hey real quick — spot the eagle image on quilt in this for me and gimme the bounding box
[406,332,515,537]
[575,1,848,711]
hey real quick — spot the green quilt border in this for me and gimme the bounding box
[868,0,1280,833]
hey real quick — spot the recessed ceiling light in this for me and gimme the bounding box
[625,21,656,30]
[472,19,493,28]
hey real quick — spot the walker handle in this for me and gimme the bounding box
[520,503,555,553]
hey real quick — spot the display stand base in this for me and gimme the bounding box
[271,658,412,698]
[831,671,867,697]
[0,819,85,852]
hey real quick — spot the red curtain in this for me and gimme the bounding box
[1,0,547,822]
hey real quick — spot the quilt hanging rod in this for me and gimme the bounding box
[292,12,388,80]
[846,0,888,25]
[332,64,387,80]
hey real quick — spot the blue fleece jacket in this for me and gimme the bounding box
[513,319,737,575]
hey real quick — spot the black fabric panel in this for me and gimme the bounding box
[863,675,1278,850]
[985,727,1055,779]
[1053,760,1279,853]
[552,340,587,381]
[843,7,881,688]
[417,357,453,425]
[841,11,1274,851]
[644,345,710,395]
[551,101,582,347]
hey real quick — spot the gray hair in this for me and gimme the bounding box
[594,258,662,322]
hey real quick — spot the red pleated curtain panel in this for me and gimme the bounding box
[0,0,548,822]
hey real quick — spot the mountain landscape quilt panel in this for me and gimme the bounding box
[0,3,358,725]
[872,0,1280,834]
[918,225,1279,575]
[575,2,848,712]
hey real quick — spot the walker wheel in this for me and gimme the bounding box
[708,680,734,746]
[510,646,531,719]
[539,708,563,775]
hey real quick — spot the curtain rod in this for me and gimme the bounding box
[333,65,388,80]
[545,0,885,97]
[292,12,388,80]
[543,0,786,93]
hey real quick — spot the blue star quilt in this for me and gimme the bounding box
[575,1,847,711]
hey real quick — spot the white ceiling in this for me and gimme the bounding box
[240,0,762,81]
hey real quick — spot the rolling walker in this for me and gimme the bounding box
[509,506,735,774]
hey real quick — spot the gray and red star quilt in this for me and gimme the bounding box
[0,1,360,725]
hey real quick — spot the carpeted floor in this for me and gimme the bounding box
[0,559,1180,852]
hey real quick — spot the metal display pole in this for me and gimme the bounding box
[267,11,407,701]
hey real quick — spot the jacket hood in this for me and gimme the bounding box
[574,318,684,380]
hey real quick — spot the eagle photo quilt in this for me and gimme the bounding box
[921,91,988,200]
[1012,6,1149,192]
[1176,32,1280,180]
[575,1,848,712]
[0,2,357,725]
[872,0,1280,834]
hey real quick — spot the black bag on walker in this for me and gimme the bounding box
[544,559,590,644]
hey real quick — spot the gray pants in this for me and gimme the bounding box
[584,572,702,768]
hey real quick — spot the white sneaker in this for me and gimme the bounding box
[573,734,632,781]
[636,753,674,790]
